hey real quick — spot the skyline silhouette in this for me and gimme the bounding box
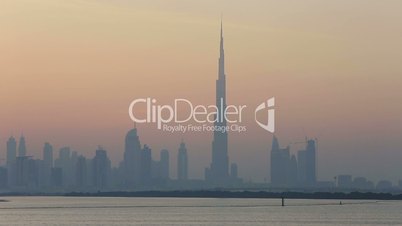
[0,23,400,191]
[1,0,402,184]
[0,131,400,192]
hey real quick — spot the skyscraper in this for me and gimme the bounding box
[160,149,169,180]
[177,141,188,181]
[297,139,317,187]
[92,147,111,189]
[43,142,53,168]
[42,142,53,187]
[6,137,17,168]
[6,136,17,187]
[141,145,152,185]
[123,127,142,187]
[206,20,229,183]
[270,136,298,187]
[18,135,26,157]
[75,155,87,189]
[270,136,290,186]
[55,146,72,187]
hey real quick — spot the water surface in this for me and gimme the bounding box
[0,197,400,225]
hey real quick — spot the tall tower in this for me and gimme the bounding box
[18,135,26,157]
[6,136,17,187]
[177,141,188,181]
[207,20,229,182]
[124,127,142,187]
[43,142,53,168]
[42,142,53,187]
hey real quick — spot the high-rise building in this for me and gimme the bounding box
[92,148,110,189]
[297,139,317,187]
[160,149,169,180]
[16,156,38,188]
[55,147,72,187]
[270,136,290,186]
[18,135,27,157]
[123,127,142,187]
[177,141,188,181]
[289,154,298,187]
[140,145,152,185]
[206,21,229,183]
[270,136,298,187]
[42,142,53,187]
[75,155,87,189]
[6,136,17,166]
[43,143,53,168]
[6,136,17,187]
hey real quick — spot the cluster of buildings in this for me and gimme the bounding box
[0,132,189,192]
[270,136,317,188]
[336,175,401,191]
[269,136,401,192]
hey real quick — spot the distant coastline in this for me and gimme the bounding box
[1,190,401,201]
[59,191,402,200]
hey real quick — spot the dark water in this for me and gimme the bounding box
[0,197,400,225]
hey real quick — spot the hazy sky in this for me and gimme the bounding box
[1,0,402,183]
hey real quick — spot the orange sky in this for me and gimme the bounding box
[1,0,402,183]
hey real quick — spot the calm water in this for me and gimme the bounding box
[0,197,401,225]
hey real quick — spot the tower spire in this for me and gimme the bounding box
[220,15,223,39]
[220,18,224,53]
[219,18,225,78]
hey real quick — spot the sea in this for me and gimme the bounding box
[0,197,401,225]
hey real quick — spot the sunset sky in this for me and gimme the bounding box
[1,0,402,183]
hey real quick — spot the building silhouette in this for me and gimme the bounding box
[206,21,229,183]
[141,145,152,185]
[297,139,316,187]
[16,156,39,188]
[75,155,87,189]
[54,147,72,187]
[159,149,169,180]
[92,147,111,190]
[289,155,298,187]
[6,136,17,187]
[18,135,26,157]
[123,127,142,187]
[270,136,297,187]
[42,142,53,187]
[177,141,188,181]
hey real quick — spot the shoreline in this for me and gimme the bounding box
[1,191,402,200]
[65,191,402,200]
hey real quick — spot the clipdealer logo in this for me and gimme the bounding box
[128,97,275,133]
[255,97,275,133]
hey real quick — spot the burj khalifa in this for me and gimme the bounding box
[205,21,229,183]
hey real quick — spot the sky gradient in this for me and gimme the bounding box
[1,0,402,183]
